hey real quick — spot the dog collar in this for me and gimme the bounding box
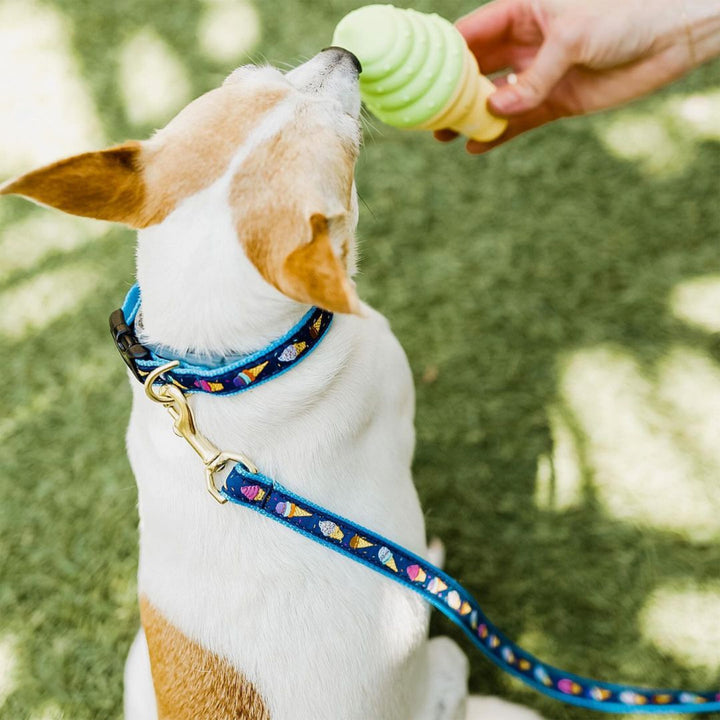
[110,284,333,394]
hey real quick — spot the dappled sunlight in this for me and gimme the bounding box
[534,408,583,511]
[594,88,720,177]
[0,0,105,177]
[119,29,192,126]
[0,213,106,278]
[657,346,720,473]
[0,634,18,705]
[669,89,720,142]
[669,274,720,333]
[0,384,59,443]
[599,114,684,176]
[0,263,101,340]
[0,343,118,443]
[640,582,720,674]
[27,704,63,720]
[559,346,720,541]
[199,0,261,64]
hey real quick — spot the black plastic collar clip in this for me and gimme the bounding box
[110,308,150,383]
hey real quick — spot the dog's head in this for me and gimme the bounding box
[0,47,362,314]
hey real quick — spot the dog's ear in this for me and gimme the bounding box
[279,214,360,315]
[0,142,154,228]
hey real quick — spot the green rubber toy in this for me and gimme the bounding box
[333,4,508,142]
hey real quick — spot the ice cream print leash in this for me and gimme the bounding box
[220,465,720,715]
[116,291,720,716]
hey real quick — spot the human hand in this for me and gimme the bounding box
[437,0,720,153]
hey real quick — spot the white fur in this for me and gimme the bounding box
[124,630,156,720]
[123,51,544,720]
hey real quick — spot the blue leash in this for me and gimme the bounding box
[112,286,720,715]
[220,463,720,715]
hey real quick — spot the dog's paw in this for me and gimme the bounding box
[465,696,547,720]
[427,537,446,569]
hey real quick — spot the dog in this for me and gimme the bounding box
[1,48,544,720]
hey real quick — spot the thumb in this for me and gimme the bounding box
[490,36,573,115]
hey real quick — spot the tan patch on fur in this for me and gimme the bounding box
[140,595,270,720]
[141,84,289,225]
[1,83,289,228]
[282,214,359,313]
[0,142,152,226]
[230,124,359,313]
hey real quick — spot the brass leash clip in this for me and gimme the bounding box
[143,361,258,504]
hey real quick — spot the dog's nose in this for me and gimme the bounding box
[321,46,362,74]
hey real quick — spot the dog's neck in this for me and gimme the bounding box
[135,176,311,360]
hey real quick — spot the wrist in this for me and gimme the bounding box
[682,0,720,66]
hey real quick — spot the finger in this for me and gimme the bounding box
[456,0,514,49]
[465,105,557,153]
[489,34,573,115]
[474,45,520,75]
[434,129,459,142]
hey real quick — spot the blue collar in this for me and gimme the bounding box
[110,284,333,394]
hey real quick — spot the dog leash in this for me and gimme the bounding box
[112,286,720,715]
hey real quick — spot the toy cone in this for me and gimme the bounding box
[420,45,507,142]
[333,5,507,143]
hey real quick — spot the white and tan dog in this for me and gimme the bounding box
[1,49,543,720]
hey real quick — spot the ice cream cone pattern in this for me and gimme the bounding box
[558,680,583,696]
[427,576,447,595]
[279,342,307,363]
[240,484,265,502]
[406,564,426,583]
[319,520,344,541]
[332,5,507,143]
[446,590,461,610]
[378,546,398,572]
[233,361,268,387]
[275,501,312,519]
[309,316,323,339]
[617,691,647,705]
[349,534,374,549]
[195,379,225,393]
[534,666,552,687]
[590,688,613,702]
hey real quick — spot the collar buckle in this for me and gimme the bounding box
[109,308,150,383]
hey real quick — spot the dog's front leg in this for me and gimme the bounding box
[413,636,468,720]
[413,635,548,720]
[124,628,158,720]
[465,696,547,720]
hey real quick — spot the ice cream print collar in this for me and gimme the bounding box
[111,286,720,715]
[110,284,333,393]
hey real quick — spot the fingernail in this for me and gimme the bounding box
[490,88,521,115]
[466,141,489,154]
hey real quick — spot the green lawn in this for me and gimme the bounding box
[1,1,719,719]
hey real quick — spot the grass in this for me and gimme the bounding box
[1,0,719,718]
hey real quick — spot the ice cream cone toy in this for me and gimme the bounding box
[333,4,507,143]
